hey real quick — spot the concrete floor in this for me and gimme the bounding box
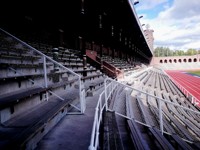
[36,87,104,150]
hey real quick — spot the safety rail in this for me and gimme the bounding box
[0,28,85,113]
[88,79,118,150]
[163,70,200,107]
[89,77,200,150]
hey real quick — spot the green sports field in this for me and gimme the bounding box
[187,70,200,76]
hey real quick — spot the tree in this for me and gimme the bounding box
[154,47,199,57]
[186,48,197,56]
[154,47,173,57]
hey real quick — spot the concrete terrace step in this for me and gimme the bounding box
[35,86,104,150]
[0,78,78,109]
[0,88,79,150]
[0,86,46,109]
[0,70,73,81]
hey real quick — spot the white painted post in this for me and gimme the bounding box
[89,109,98,150]
[191,96,194,104]
[158,98,163,135]
[105,79,108,111]
[43,56,48,101]
[95,107,99,149]
[99,95,102,111]
[43,56,48,88]
[79,78,84,113]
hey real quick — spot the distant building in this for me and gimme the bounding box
[144,25,154,52]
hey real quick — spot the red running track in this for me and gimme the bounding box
[165,70,200,107]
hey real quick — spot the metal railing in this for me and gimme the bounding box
[88,79,118,150]
[89,77,200,150]
[163,70,200,106]
[0,28,86,113]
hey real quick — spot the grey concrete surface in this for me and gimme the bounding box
[36,87,104,150]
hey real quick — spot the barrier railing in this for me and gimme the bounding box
[89,77,200,150]
[88,79,118,150]
[163,70,200,106]
[0,28,85,114]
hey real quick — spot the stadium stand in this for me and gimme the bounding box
[92,68,200,150]
[2,0,200,150]
[0,28,106,149]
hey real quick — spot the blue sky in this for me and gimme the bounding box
[136,0,173,19]
[133,0,200,51]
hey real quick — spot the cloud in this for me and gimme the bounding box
[137,0,200,50]
[134,0,168,10]
[159,0,200,20]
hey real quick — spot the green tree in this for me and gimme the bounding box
[186,49,197,56]
[154,47,173,57]
[177,50,184,56]
[154,47,199,56]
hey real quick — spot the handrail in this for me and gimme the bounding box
[89,91,105,150]
[89,79,118,150]
[89,76,200,150]
[0,28,80,78]
[170,76,199,105]
[163,70,200,106]
[0,28,85,113]
[105,78,200,115]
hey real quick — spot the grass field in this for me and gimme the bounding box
[187,70,200,76]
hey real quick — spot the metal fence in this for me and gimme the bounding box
[163,70,200,106]
[89,77,200,150]
[0,28,86,114]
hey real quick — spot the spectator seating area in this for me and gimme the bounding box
[1,28,200,150]
[100,55,135,71]
[0,29,106,149]
[97,67,200,149]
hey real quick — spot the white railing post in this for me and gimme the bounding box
[43,56,49,101]
[104,79,108,111]
[99,95,103,122]
[80,78,85,113]
[95,107,99,149]
[112,81,114,91]
[89,108,98,150]
[126,91,130,118]
[43,56,48,88]
[158,98,163,135]
[191,96,194,104]
[99,97,102,111]
[83,89,86,112]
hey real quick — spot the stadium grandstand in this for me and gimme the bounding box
[0,0,200,150]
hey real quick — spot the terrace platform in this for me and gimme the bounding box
[36,86,104,150]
